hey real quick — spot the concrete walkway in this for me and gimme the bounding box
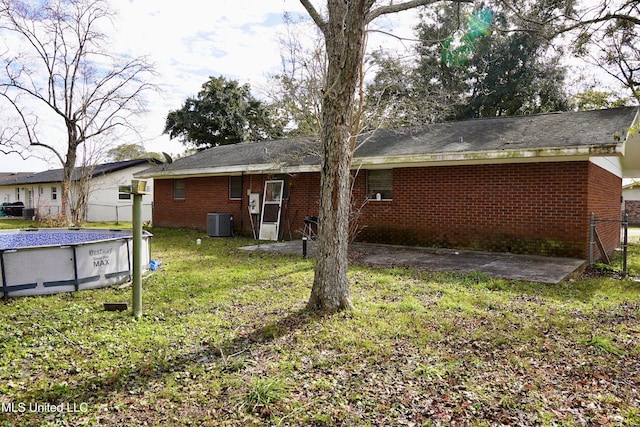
[239,240,586,284]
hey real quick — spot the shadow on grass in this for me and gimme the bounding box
[18,307,322,405]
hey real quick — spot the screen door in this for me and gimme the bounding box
[258,180,284,240]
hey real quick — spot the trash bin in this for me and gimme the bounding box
[2,202,24,217]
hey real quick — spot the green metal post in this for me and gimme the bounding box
[132,192,143,318]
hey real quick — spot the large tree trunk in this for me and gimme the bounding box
[306,1,370,312]
[61,134,78,223]
[61,162,74,222]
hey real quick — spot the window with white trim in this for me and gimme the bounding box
[366,169,393,200]
[118,185,131,200]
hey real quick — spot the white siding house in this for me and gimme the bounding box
[0,159,157,223]
[0,173,33,205]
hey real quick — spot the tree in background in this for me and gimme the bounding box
[164,76,285,150]
[266,15,325,138]
[573,2,639,102]
[502,0,639,104]
[365,2,571,130]
[0,0,157,223]
[572,87,629,110]
[106,142,175,166]
[106,143,147,162]
[378,2,570,122]
[364,50,454,128]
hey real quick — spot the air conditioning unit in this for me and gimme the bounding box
[207,213,233,237]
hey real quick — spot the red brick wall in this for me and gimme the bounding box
[152,173,321,237]
[152,161,621,259]
[153,176,242,229]
[352,162,591,257]
[281,173,321,236]
[587,162,623,259]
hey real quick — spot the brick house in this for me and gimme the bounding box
[623,182,640,225]
[137,107,640,260]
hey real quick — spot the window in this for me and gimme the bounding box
[270,174,290,199]
[229,176,242,199]
[173,179,186,199]
[118,185,131,200]
[39,186,44,195]
[366,169,393,200]
[15,188,20,201]
[51,187,57,201]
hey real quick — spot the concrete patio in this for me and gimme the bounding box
[239,240,587,284]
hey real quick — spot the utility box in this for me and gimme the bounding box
[248,193,260,214]
[207,213,233,237]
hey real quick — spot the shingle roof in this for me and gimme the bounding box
[156,135,320,173]
[355,107,636,158]
[137,107,639,178]
[0,172,36,185]
[1,159,160,185]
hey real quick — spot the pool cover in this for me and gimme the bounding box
[0,229,132,249]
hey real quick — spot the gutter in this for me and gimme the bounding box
[356,143,622,167]
[135,163,321,179]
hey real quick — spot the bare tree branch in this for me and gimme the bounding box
[367,0,473,24]
[299,0,327,34]
[0,0,158,222]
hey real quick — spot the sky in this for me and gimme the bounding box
[0,0,420,173]
[0,0,627,173]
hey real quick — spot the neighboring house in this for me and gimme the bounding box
[0,172,35,204]
[0,159,158,222]
[136,107,640,260]
[623,182,640,225]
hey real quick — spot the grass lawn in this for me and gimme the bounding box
[0,224,639,426]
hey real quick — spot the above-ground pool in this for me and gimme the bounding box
[0,228,152,298]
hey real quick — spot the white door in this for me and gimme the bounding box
[258,180,284,240]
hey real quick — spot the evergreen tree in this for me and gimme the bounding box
[165,76,285,150]
[367,2,571,125]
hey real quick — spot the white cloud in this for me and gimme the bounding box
[102,0,313,159]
